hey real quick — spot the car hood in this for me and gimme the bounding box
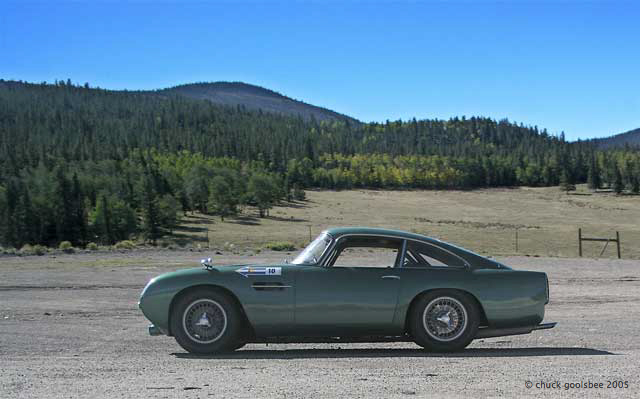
[142,263,290,292]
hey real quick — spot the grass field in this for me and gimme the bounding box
[168,184,640,259]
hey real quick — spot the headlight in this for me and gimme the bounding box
[544,274,549,304]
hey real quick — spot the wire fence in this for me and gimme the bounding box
[409,225,640,260]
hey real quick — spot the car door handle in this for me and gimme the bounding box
[381,275,400,280]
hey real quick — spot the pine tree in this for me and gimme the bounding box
[18,187,37,245]
[559,168,575,193]
[613,164,624,194]
[92,195,114,245]
[157,194,180,231]
[587,154,601,190]
[141,175,161,244]
[293,183,306,201]
[631,162,640,194]
[54,169,74,244]
[3,181,19,247]
[71,173,87,245]
[0,186,6,246]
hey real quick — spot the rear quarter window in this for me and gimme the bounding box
[404,241,468,268]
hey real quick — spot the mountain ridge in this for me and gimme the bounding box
[156,81,359,124]
[1,78,635,144]
[0,79,359,125]
[591,127,640,148]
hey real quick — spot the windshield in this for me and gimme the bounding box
[291,232,332,265]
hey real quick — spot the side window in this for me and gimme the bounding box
[404,241,467,268]
[328,236,402,268]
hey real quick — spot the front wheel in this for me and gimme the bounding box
[170,288,245,354]
[409,290,479,352]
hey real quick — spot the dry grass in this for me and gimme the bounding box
[168,184,640,259]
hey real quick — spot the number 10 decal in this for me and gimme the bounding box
[236,266,282,277]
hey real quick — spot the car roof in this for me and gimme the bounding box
[323,226,507,270]
[324,227,441,244]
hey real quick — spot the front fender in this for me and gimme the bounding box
[138,268,229,334]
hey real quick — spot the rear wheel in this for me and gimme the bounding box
[409,290,479,352]
[171,288,245,354]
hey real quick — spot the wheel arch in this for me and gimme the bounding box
[403,288,489,333]
[167,284,254,338]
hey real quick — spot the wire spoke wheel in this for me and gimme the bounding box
[422,296,468,342]
[182,299,227,344]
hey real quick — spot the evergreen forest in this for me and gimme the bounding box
[1,80,638,248]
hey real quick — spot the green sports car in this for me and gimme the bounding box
[139,227,555,354]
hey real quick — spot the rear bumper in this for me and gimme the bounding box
[532,322,557,331]
[476,322,556,339]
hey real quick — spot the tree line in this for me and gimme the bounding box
[0,80,638,248]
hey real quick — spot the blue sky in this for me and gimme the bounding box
[1,0,639,140]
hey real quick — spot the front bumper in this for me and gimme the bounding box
[148,324,163,336]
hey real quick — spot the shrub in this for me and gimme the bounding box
[20,244,47,256]
[59,241,75,253]
[19,244,34,255]
[32,245,46,256]
[86,242,99,251]
[114,240,135,250]
[264,241,296,251]
[157,240,176,250]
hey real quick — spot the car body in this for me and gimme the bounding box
[139,227,555,353]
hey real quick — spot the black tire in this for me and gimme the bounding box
[409,290,479,352]
[171,288,244,354]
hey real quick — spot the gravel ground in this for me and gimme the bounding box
[1,251,639,398]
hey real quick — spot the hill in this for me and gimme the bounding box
[158,82,358,124]
[1,79,639,249]
[591,127,640,149]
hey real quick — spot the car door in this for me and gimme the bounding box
[230,264,297,337]
[293,236,403,336]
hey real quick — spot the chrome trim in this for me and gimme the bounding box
[399,239,408,268]
[476,322,557,339]
[422,296,468,342]
[321,233,470,269]
[182,299,227,344]
[293,231,334,266]
[381,275,400,280]
[532,322,556,330]
[148,324,162,336]
[544,274,549,304]
[251,284,292,289]
[403,241,468,269]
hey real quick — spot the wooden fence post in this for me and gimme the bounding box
[578,228,582,257]
[616,231,621,259]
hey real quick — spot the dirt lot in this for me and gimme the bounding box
[1,250,639,398]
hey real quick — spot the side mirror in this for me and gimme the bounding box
[201,257,213,270]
